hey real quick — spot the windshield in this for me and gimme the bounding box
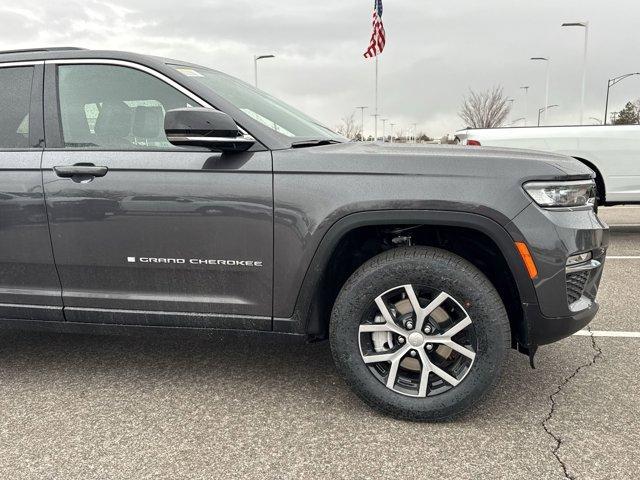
[171,65,345,142]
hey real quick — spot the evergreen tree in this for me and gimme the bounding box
[613,101,639,125]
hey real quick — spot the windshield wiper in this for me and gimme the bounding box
[291,139,342,148]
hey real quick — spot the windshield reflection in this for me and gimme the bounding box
[171,65,345,143]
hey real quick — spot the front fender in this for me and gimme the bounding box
[273,209,537,345]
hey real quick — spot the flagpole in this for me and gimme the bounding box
[375,56,379,141]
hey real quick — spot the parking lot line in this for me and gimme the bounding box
[574,330,640,338]
[606,256,640,259]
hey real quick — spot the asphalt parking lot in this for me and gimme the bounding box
[0,207,638,480]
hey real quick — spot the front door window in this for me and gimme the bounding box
[58,64,195,149]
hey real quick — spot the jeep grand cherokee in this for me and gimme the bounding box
[0,47,608,420]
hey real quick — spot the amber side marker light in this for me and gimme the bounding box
[515,242,539,279]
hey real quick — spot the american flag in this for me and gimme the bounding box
[363,0,386,58]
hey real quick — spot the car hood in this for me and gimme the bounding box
[276,141,593,179]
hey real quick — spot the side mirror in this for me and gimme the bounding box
[164,108,255,152]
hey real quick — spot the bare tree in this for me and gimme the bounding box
[458,86,512,129]
[336,112,361,140]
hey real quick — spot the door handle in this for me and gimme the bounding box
[54,163,108,178]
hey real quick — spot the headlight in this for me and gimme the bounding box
[523,180,596,208]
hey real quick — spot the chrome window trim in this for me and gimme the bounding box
[45,58,256,141]
[0,60,44,68]
[167,136,256,144]
[46,58,213,108]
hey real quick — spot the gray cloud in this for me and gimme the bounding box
[1,0,639,136]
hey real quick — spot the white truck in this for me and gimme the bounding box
[454,125,640,205]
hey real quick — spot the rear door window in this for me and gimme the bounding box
[0,66,33,149]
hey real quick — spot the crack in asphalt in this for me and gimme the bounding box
[542,326,603,480]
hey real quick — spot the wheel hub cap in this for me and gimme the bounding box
[408,332,425,347]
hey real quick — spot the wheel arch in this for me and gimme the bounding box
[274,210,538,350]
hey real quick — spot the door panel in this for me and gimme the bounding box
[0,64,62,321]
[0,153,63,320]
[42,150,273,324]
[42,61,273,328]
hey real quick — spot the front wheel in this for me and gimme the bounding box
[330,246,510,421]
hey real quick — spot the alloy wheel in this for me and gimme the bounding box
[358,284,477,398]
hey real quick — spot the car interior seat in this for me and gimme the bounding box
[131,106,165,146]
[94,102,133,148]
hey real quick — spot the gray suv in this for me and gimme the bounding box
[0,47,608,420]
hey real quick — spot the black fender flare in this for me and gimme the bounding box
[274,209,538,340]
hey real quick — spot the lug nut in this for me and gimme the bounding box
[405,321,414,330]
[423,325,432,334]
[426,344,434,352]
[410,350,417,357]
[398,336,406,344]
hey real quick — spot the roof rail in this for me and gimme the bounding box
[0,47,86,55]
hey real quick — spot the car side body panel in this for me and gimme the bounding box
[0,62,63,321]
[41,150,274,323]
[271,142,587,320]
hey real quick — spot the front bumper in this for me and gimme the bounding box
[507,203,609,346]
[522,299,599,346]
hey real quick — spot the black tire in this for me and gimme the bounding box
[330,246,510,421]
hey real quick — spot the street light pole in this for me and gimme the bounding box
[562,22,589,125]
[531,57,551,124]
[390,123,396,143]
[538,104,559,127]
[520,86,529,126]
[371,114,380,141]
[506,98,515,124]
[412,123,418,143]
[253,54,275,88]
[604,73,640,125]
[356,106,368,141]
[604,82,611,125]
[381,118,388,142]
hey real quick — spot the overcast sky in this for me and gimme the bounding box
[1,0,640,137]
